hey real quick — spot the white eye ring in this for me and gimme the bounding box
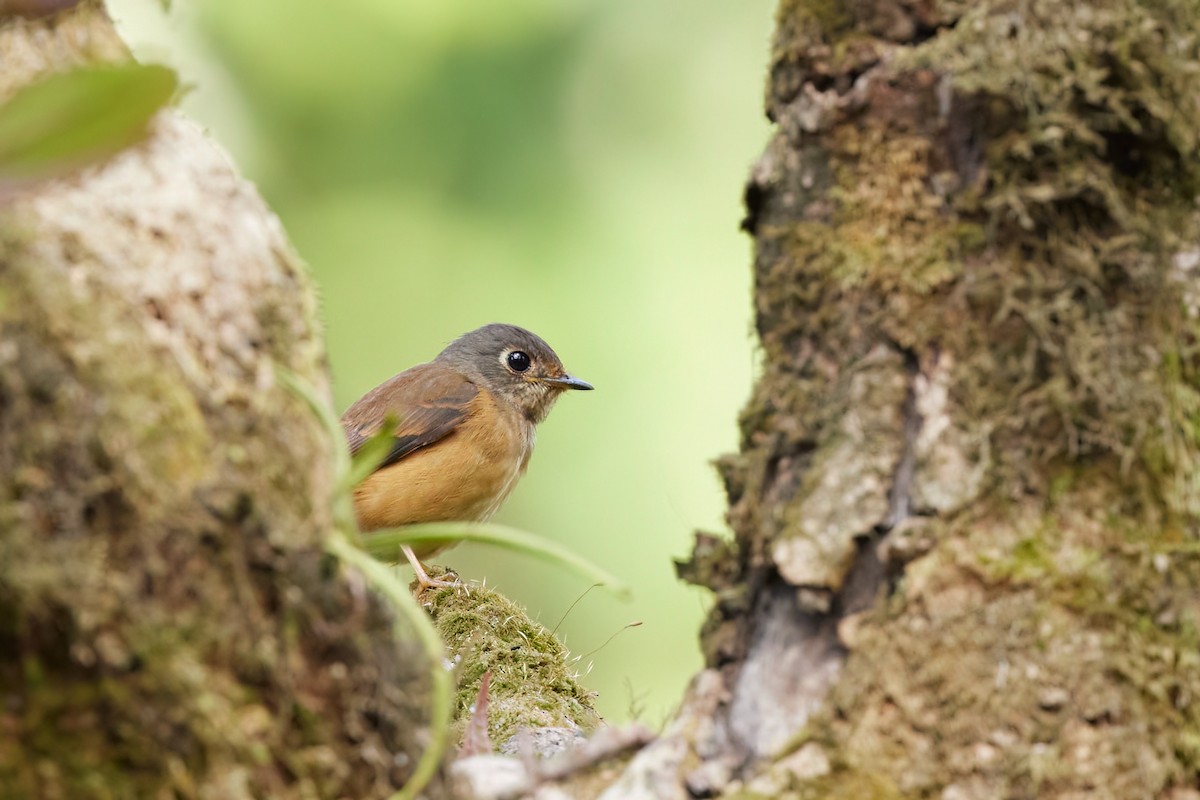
[504,350,532,373]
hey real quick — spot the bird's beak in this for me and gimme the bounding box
[541,374,594,391]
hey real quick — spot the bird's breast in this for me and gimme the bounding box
[352,390,536,533]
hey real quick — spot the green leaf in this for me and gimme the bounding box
[277,366,451,800]
[363,522,632,599]
[273,364,358,536]
[343,415,400,491]
[325,535,451,800]
[0,62,178,184]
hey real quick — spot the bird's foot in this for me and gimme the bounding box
[401,544,463,592]
[413,568,462,592]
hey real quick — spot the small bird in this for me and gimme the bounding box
[341,323,593,588]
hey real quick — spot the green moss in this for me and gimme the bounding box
[423,581,600,748]
[979,535,1055,583]
[828,132,967,292]
[795,771,905,800]
[775,0,853,43]
[755,0,1200,517]
[1047,468,1078,503]
[902,0,1200,512]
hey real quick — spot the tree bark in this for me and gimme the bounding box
[663,0,1200,798]
[0,4,446,798]
[8,1,1200,799]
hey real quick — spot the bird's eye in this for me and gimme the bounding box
[506,350,532,373]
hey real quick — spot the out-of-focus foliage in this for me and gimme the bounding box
[0,62,176,189]
[110,0,772,723]
[364,522,631,599]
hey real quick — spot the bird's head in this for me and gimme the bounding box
[437,323,592,423]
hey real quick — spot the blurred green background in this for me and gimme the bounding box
[110,0,772,725]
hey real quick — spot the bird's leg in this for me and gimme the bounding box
[402,544,462,591]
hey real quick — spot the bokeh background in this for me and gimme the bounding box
[109,0,773,725]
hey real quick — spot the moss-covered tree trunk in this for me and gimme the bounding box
[640,0,1200,798]
[0,4,447,798]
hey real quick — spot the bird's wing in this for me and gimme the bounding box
[341,363,478,472]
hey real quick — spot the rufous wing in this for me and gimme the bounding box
[341,363,479,472]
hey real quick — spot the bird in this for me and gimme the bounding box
[340,323,593,589]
